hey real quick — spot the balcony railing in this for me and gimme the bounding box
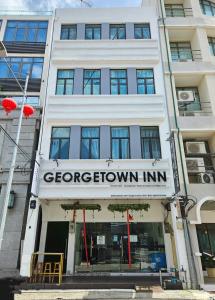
[178,100,213,116]
[165,7,193,17]
[171,50,202,62]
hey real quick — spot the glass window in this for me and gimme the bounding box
[200,0,215,16]
[56,70,74,95]
[4,20,48,43]
[165,4,185,17]
[110,70,127,95]
[176,87,201,112]
[0,57,43,79]
[137,69,155,94]
[85,25,101,40]
[170,42,193,62]
[140,127,161,159]
[83,70,101,95]
[134,24,151,39]
[111,127,130,159]
[81,127,100,159]
[110,24,126,39]
[50,127,70,159]
[61,25,77,40]
[0,95,39,106]
[208,36,215,55]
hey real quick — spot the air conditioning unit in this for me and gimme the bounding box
[178,90,194,103]
[199,173,215,184]
[186,141,207,154]
[186,157,205,173]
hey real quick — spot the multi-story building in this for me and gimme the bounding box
[159,0,215,290]
[20,1,192,285]
[0,13,52,278]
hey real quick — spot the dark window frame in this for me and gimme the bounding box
[111,126,130,159]
[4,20,48,43]
[170,42,193,62]
[60,24,77,40]
[110,24,126,40]
[134,23,151,39]
[110,69,128,95]
[140,126,161,159]
[0,57,44,79]
[208,36,215,55]
[80,126,100,159]
[200,0,215,16]
[136,69,155,94]
[55,69,74,95]
[85,24,101,40]
[165,4,185,17]
[83,69,101,95]
[49,127,71,159]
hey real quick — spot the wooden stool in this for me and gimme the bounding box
[52,262,61,283]
[43,262,52,283]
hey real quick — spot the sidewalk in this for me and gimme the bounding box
[14,288,215,300]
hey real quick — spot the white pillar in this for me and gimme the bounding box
[66,223,76,274]
[20,198,40,277]
[170,202,191,287]
[164,232,174,270]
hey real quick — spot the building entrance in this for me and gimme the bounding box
[74,222,166,273]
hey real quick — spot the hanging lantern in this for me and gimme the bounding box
[23,104,35,118]
[1,98,17,114]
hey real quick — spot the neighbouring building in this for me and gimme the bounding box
[158,0,215,291]
[0,12,52,278]
[20,1,193,285]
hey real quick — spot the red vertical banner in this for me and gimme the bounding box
[126,209,131,268]
[83,208,89,266]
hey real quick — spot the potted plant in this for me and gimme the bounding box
[203,252,215,278]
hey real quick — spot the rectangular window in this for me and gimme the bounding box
[85,24,101,40]
[83,70,101,95]
[110,70,127,95]
[137,69,155,94]
[0,57,43,79]
[208,37,215,55]
[140,127,161,159]
[110,24,126,39]
[56,70,74,95]
[134,23,151,39]
[200,0,215,16]
[60,24,77,40]
[170,42,193,62]
[111,127,130,159]
[0,95,39,106]
[81,127,100,159]
[165,4,185,17]
[50,127,70,159]
[4,21,48,43]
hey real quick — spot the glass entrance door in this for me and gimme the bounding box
[74,222,166,273]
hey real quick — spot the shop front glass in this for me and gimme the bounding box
[74,222,166,273]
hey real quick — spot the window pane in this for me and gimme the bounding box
[151,140,161,159]
[82,127,99,138]
[60,139,70,159]
[121,139,129,158]
[28,28,37,42]
[37,28,47,42]
[91,139,99,159]
[142,139,151,159]
[52,127,70,138]
[81,139,90,159]
[112,139,120,159]
[56,79,64,95]
[50,139,59,159]
[94,27,101,39]
[0,62,9,78]
[65,79,73,94]
[112,127,129,138]
[85,28,93,39]
[4,28,14,41]
[31,62,43,78]
[134,27,142,39]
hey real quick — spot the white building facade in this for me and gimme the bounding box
[20,2,190,281]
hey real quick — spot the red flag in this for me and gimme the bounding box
[128,214,133,221]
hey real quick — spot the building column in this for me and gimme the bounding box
[170,201,191,288]
[163,231,174,270]
[66,224,76,274]
[20,197,40,277]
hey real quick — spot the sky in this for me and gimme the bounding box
[1,0,142,11]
